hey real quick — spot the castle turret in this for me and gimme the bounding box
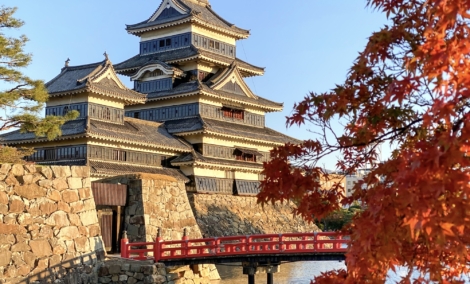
[2,56,191,180]
[114,0,301,196]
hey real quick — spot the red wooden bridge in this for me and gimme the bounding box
[121,231,349,284]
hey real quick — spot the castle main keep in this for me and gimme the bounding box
[3,0,299,194]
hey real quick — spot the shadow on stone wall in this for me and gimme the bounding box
[189,193,320,237]
[188,195,264,238]
[15,245,105,284]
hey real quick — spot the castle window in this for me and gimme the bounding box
[63,106,69,116]
[159,40,165,48]
[222,107,244,120]
[44,149,56,160]
[209,40,215,48]
[106,108,110,120]
[215,42,220,50]
[234,148,260,163]
[112,150,126,161]
[166,39,172,46]
[134,112,140,119]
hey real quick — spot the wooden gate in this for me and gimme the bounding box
[98,209,113,252]
[92,182,127,253]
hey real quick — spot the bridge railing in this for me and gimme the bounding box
[121,231,349,262]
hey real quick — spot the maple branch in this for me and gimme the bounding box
[344,118,423,149]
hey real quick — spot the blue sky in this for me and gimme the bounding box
[3,0,386,169]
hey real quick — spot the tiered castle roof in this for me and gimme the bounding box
[1,0,302,185]
[125,0,250,39]
[47,58,146,104]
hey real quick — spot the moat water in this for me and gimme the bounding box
[214,262,470,283]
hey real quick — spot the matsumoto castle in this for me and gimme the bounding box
[2,0,300,196]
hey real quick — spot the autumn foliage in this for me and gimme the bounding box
[259,0,470,283]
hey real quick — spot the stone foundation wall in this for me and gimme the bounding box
[97,259,215,284]
[0,164,105,284]
[189,194,320,237]
[98,174,220,282]
[99,174,203,242]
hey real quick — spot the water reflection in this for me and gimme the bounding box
[215,262,470,283]
[214,261,346,284]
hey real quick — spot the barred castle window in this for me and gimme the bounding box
[44,149,56,160]
[112,150,126,161]
[63,106,69,116]
[221,107,244,120]
[234,149,257,162]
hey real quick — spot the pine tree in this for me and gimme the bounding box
[0,6,78,163]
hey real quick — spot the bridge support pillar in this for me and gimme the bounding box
[267,272,274,284]
[243,262,280,284]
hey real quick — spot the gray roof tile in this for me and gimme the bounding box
[1,118,191,151]
[165,116,302,144]
[89,160,189,182]
[46,59,146,104]
[172,151,264,169]
[114,46,264,76]
[1,119,88,143]
[126,0,249,37]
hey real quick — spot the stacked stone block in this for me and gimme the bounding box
[97,259,214,284]
[190,194,320,237]
[97,174,220,282]
[0,164,105,284]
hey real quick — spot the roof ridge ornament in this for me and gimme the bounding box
[104,51,109,61]
[65,58,70,67]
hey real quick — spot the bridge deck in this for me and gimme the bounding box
[121,232,349,264]
[160,252,346,266]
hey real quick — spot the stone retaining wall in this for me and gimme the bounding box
[0,164,105,284]
[98,259,214,284]
[98,174,220,282]
[189,194,320,237]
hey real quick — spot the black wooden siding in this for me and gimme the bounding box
[125,103,265,127]
[140,33,191,55]
[88,145,162,166]
[199,104,265,127]
[27,145,87,162]
[199,144,270,163]
[126,103,200,122]
[46,103,124,124]
[188,177,261,196]
[193,177,234,195]
[192,33,236,58]
[46,103,88,118]
[234,180,261,196]
[134,78,173,93]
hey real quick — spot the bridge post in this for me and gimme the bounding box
[153,227,163,262]
[267,272,274,284]
[120,231,129,258]
[243,263,279,284]
[248,274,255,284]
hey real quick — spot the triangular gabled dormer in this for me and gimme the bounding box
[45,54,147,124]
[147,0,189,23]
[209,64,257,98]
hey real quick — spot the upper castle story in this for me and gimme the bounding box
[115,0,284,128]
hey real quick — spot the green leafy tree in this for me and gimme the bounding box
[315,205,362,231]
[0,6,78,162]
